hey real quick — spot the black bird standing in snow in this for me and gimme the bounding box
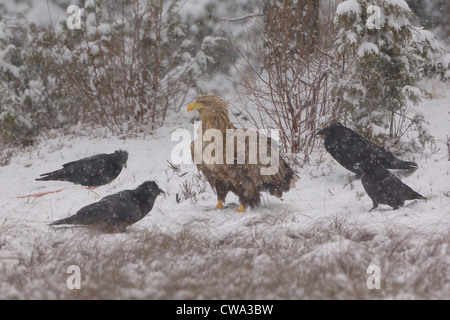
[36,150,128,187]
[360,159,426,211]
[317,123,418,177]
[49,181,165,232]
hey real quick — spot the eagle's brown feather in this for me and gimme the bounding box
[189,95,299,211]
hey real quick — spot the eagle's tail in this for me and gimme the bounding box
[289,173,299,189]
[263,167,299,198]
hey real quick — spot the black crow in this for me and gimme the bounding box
[36,150,128,187]
[360,159,426,211]
[317,123,418,177]
[49,181,165,232]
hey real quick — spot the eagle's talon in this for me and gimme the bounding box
[215,201,223,209]
[237,204,245,213]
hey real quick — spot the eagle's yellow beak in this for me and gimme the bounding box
[187,102,202,113]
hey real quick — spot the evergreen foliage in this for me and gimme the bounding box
[333,0,448,144]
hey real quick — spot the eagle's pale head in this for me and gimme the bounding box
[187,95,233,131]
[187,95,229,116]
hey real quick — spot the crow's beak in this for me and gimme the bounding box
[158,188,166,198]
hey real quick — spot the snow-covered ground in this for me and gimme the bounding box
[0,82,449,299]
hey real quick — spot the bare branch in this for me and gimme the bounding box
[220,13,264,23]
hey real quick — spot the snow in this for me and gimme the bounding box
[1,0,68,27]
[402,85,422,98]
[85,0,95,9]
[442,52,450,64]
[0,0,449,300]
[441,54,450,76]
[336,0,361,16]
[385,0,411,12]
[0,45,20,78]
[96,23,111,35]
[179,0,210,19]
[357,42,379,57]
[0,83,449,299]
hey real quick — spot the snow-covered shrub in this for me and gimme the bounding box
[333,0,448,146]
[0,0,230,144]
[0,81,18,143]
[0,12,34,145]
[0,80,34,145]
[234,1,335,158]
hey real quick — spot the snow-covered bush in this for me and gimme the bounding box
[0,81,30,145]
[333,0,448,145]
[0,0,231,144]
[0,12,35,146]
[234,0,335,158]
